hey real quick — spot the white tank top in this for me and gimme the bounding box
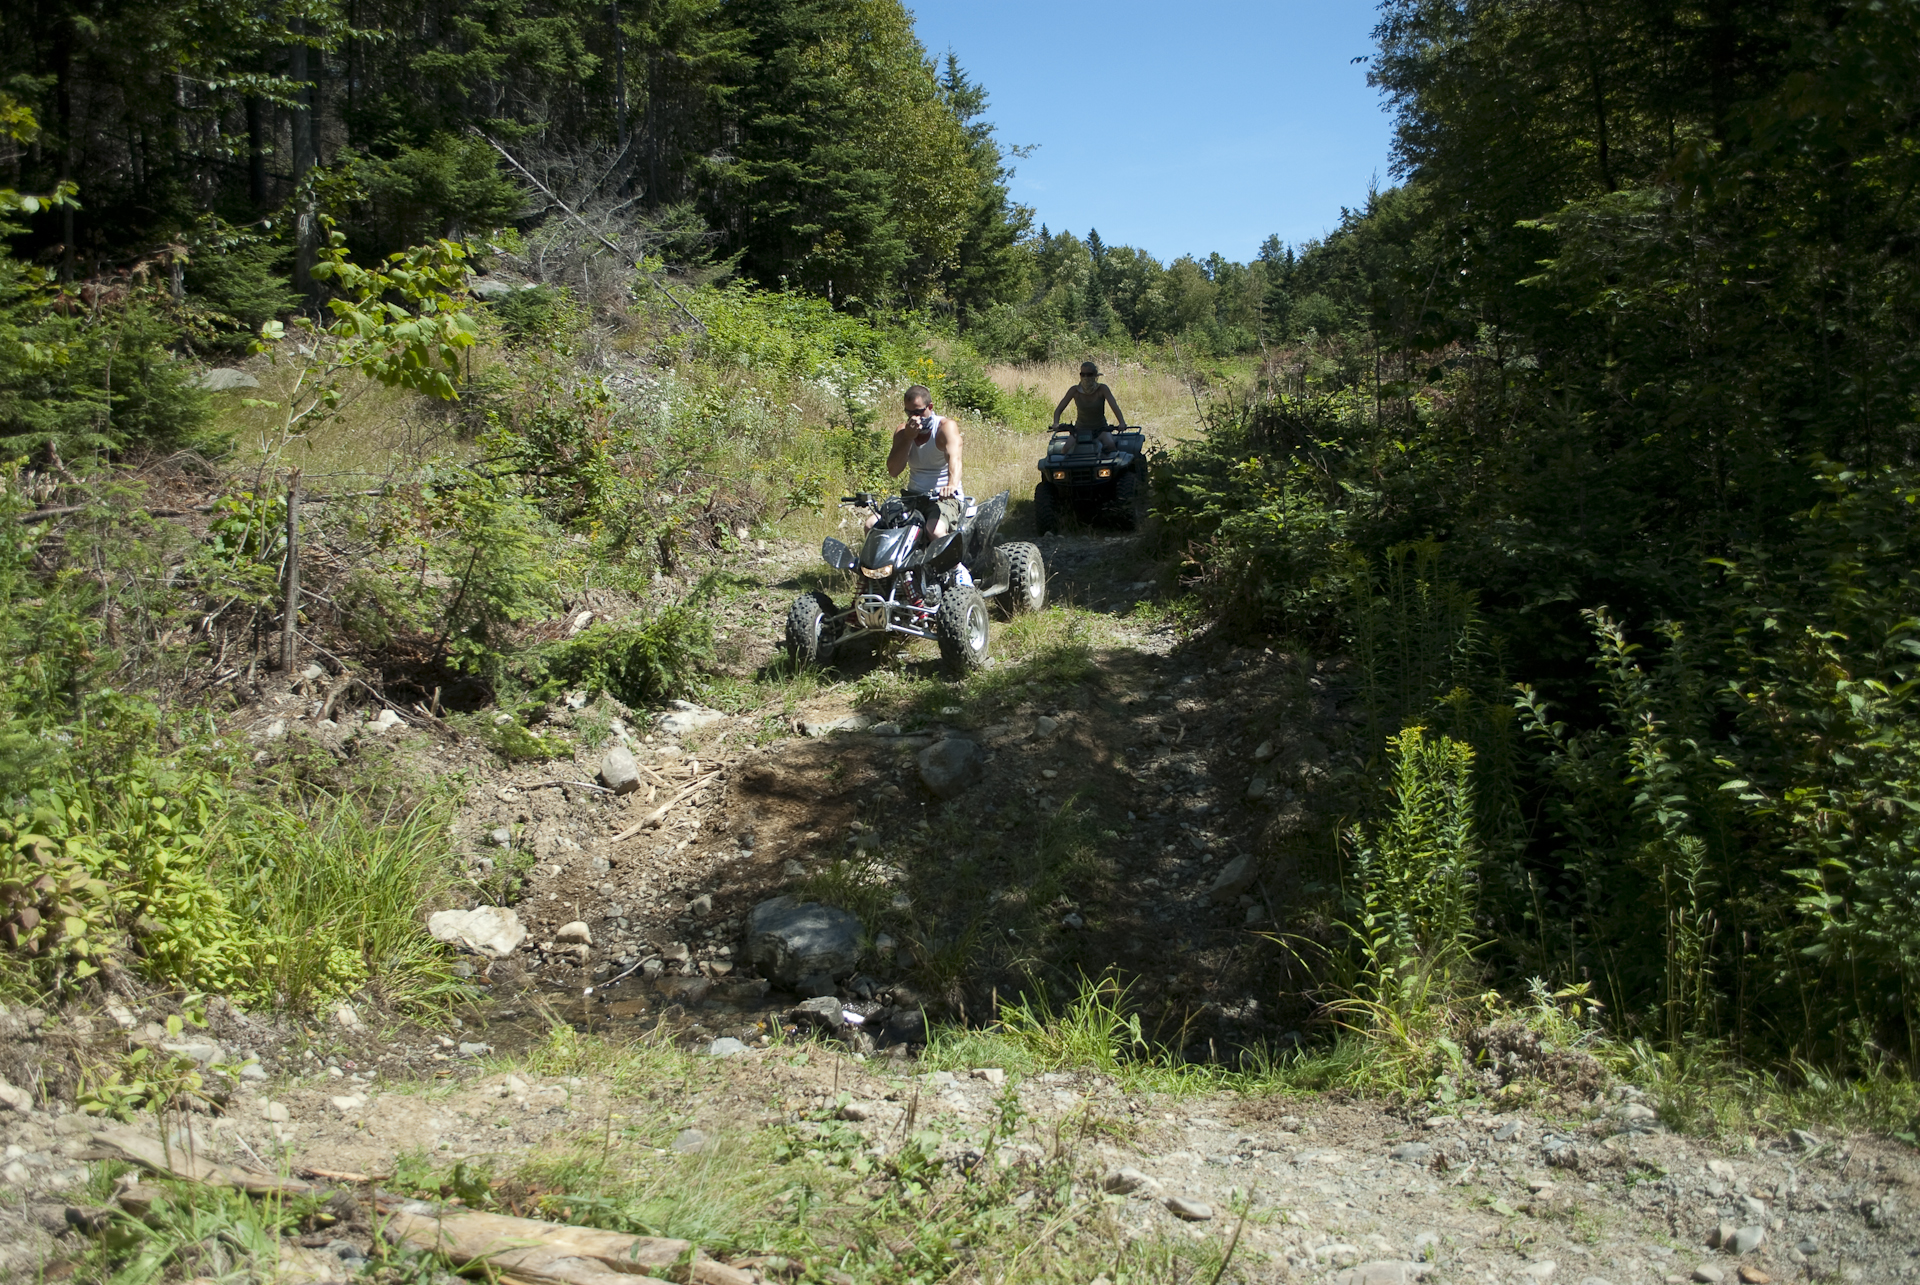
[905,415,949,492]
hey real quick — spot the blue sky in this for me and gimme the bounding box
[906,0,1396,265]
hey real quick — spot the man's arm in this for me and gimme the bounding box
[1051,389,1074,426]
[937,417,964,496]
[886,421,913,478]
[1103,385,1128,429]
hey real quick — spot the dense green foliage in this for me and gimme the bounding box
[1160,0,1920,1072]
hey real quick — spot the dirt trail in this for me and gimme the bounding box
[6,524,1918,1283]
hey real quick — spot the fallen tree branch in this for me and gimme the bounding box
[374,1196,754,1285]
[524,778,614,794]
[81,1123,318,1197]
[606,770,722,843]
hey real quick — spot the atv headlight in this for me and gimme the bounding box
[1097,466,1113,478]
[860,563,893,579]
[1051,470,1067,481]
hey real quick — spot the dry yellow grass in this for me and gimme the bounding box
[984,360,1207,443]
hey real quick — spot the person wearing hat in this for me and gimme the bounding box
[1052,361,1128,449]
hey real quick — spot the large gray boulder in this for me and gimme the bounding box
[916,738,983,799]
[746,896,863,987]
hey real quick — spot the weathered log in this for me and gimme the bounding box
[375,1198,756,1285]
[82,1123,318,1197]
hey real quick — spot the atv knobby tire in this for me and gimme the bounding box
[1109,469,1145,531]
[1032,482,1059,536]
[784,591,837,667]
[1002,542,1046,614]
[936,585,990,676]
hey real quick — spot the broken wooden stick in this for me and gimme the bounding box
[606,770,721,843]
[375,1197,754,1285]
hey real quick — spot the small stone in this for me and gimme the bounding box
[1691,1267,1725,1284]
[706,1037,747,1058]
[671,1128,708,1153]
[1103,1166,1156,1195]
[1494,1120,1522,1141]
[371,708,404,732]
[1035,716,1060,737]
[457,1041,491,1057]
[1253,739,1275,761]
[333,1004,361,1030]
[1335,1264,1424,1285]
[870,722,902,736]
[837,1101,874,1122]
[1708,1224,1736,1249]
[263,1101,291,1123]
[599,744,641,794]
[688,894,713,917]
[874,933,897,954]
[1739,1194,1767,1221]
[1576,1278,1617,1285]
[1245,776,1270,800]
[971,1067,1006,1086]
[104,1004,136,1030]
[1794,1238,1819,1256]
[660,942,691,963]
[556,921,592,946]
[1516,1264,1556,1282]
[261,719,287,741]
[0,1076,31,1113]
[329,1094,368,1114]
[238,1061,267,1081]
[1786,1128,1818,1151]
[490,827,513,846]
[1164,1195,1212,1221]
[1040,768,1058,779]
[916,738,984,799]
[1617,1101,1657,1124]
[1729,1226,1765,1255]
[1207,854,1257,900]
[1736,1270,1770,1285]
[1390,1142,1432,1163]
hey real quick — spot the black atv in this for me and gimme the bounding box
[784,489,1046,676]
[1032,426,1148,534]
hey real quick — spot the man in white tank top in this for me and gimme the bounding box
[886,383,965,534]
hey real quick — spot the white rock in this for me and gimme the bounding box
[261,719,287,741]
[366,709,404,734]
[1,1161,29,1184]
[568,610,594,636]
[970,1067,1006,1086]
[1515,1263,1556,1282]
[333,1003,362,1030]
[707,1037,748,1058]
[657,703,726,736]
[1333,1264,1427,1285]
[262,1101,291,1123]
[104,1004,136,1030]
[556,921,592,946]
[196,367,261,391]
[427,905,528,958]
[330,1094,368,1114]
[0,1076,30,1112]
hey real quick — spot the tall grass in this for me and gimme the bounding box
[229,794,464,1012]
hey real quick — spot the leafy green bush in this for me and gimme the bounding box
[524,600,714,707]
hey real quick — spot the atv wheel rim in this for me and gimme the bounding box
[967,604,987,654]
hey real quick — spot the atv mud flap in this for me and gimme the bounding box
[962,490,1010,576]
